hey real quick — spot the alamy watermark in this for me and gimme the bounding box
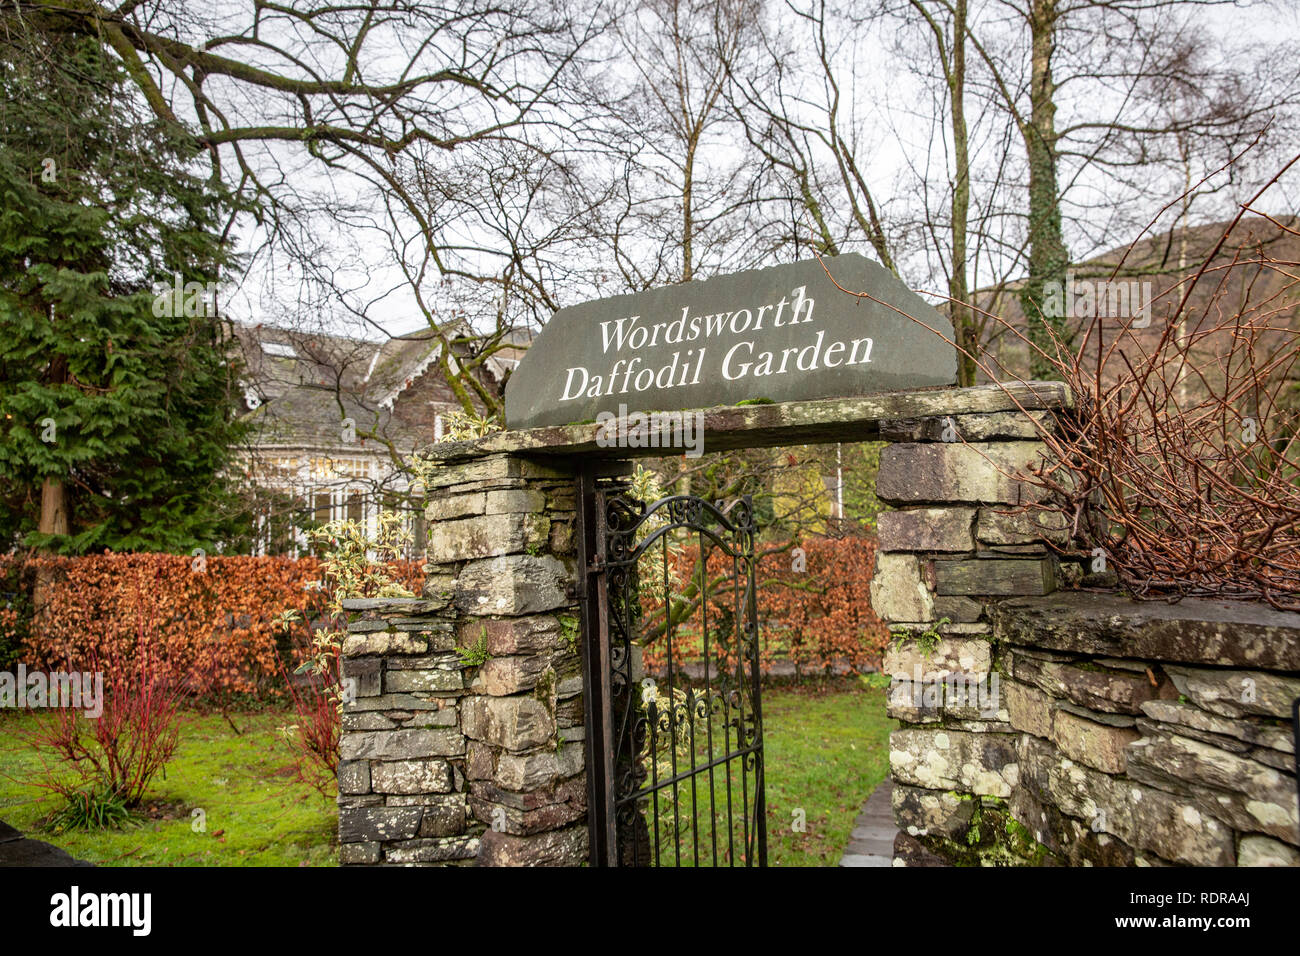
[596,403,705,457]
[888,665,1001,718]
[151,272,219,318]
[50,886,151,936]
[1042,270,1153,328]
[0,664,103,718]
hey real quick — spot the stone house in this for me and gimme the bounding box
[227,321,525,555]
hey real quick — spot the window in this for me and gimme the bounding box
[310,457,371,479]
[314,492,332,526]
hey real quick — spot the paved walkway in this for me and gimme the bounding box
[0,819,91,867]
[837,779,896,867]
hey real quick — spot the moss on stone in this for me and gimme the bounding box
[533,665,558,720]
[558,613,580,655]
[914,799,1058,867]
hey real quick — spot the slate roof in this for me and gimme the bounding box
[226,321,528,454]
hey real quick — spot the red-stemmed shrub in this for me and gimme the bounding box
[19,594,189,828]
[277,634,342,796]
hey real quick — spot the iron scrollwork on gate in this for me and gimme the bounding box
[579,478,767,867]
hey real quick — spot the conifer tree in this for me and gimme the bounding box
[0,34,247,553]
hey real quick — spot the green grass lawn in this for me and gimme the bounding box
[0,709,337,866]
[761,680,894,866]
[635,679,895,867]
[0,680,892,867]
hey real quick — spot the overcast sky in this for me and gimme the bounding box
[222,0,1300,343]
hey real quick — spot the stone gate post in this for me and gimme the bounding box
[337,450,604,866]
[869,405,1068,863]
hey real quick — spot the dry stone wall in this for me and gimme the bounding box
[993,595,1300,867]
[873,408,1300,867]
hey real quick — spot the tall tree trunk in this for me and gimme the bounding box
[1175,143,1192,407]
[39,477,68,538]
[683,134,697,282]
[950,0,975,386]
[1018,0,1070,379]
[911,0,975,382]
[33,355,70,623]
[38,352,70,542]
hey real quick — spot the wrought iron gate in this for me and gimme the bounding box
[578,469,767,867]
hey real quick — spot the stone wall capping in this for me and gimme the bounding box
[989,592,1300,670]
[419,383,1072,462]
[341,597,455,615]
[880,409,1061,443]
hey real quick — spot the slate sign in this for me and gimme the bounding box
[504,253,957,429]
